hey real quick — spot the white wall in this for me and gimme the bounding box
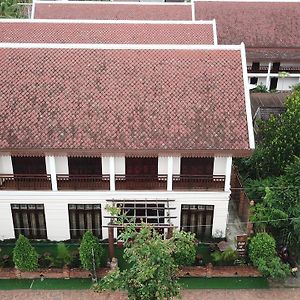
[55,156,69,174]
[158,156,180,175]
[277,77,299,91]
[0,155,13,174]
[0,190,230,240]
[115,157,125,174]
[0,203,15,239]
[213,157,227,175]
[101,157,110,175]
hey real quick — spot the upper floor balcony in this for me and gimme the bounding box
[0,155,230,192]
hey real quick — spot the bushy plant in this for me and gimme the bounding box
[79,231,103,271]
[13,235,38,271]
[211,247,238,266]
[249,233,289,278]
[38,252,54,268]
[172,231,196,266]
[56,242,71,267]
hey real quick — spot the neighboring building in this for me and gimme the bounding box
[0,43,254,241]
[194,0,300,91]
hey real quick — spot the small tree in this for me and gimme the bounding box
[13,234,38,271]
[249,233,289,278]
[95,223,181,300]
[56,242,71,267]
[172,231,196,267]
[79,231,103,272]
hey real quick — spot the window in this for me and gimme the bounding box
[68,204,102,239]
[11,204,47,239]
[68,157,102,175]
[180,158,213,175]
[181,205,214,239]
[12,156,47,174]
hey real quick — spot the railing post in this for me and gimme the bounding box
[266,62,272,91]
[167,156,173,191]
[109,157,115,191]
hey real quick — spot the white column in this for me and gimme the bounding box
[0,203,15,239]
[224,157,232,192]
[0,155,13,174]
[45,156,57,191]
[109,156,115,191]
[266,62,272,91]
[167,156,173,191]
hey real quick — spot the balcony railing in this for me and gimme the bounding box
[56,174,110,190]
[172,175,225,190]
[0,174,51,190]
[115,174,167,190]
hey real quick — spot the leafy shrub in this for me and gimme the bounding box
[249,233,289,278]
[79,231,103,271]
[172,231,196,267]
[13,235,38,271]
[251,84,268,93]
[211,247,238,266]
[70,250,81,268]
[38,252,54,268]
[56,242,71,267]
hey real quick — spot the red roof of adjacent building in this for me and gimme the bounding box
[34,1,192,20]
[0,21,215,45]
[0,45,251,157]
[195,1,300,61]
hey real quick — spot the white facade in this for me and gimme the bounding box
[0,153,232,240]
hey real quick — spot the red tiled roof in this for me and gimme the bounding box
[0,46,250,156]
[0,21,214,45]
[34,2,192,20]
[195,1,300,61]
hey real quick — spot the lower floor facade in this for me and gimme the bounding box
[0,191,230,241]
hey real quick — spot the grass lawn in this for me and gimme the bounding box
[179,277,269,289]
[0,277,268,290]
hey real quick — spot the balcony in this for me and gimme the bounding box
[172,175,225,191]
[0,174,51,190]
[57,174,110,190]
[115,174,167,190]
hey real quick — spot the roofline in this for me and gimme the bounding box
[0,148,253,158]
[241,42,255,150]
[194,0,299,2]
[0,43,242,50]
[191,0,195,21]
[0,19,214,25]
[34,0,192,6]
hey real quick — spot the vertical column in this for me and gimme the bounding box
[266,62,272,91]
[224,157,232,192]
[108,225,115,259]
[45,155,57,191]
[167,156,173,191]
[109,156,115,191]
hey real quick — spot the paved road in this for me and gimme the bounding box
[0,289,300,300]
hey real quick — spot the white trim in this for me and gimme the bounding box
[0,43,242,50]
[46,155,58,191]
[266,62,272,91]
[31,0,36,19]
[35,1,192,6]
[212,18,218,45]
[241,42,255,150]
[167,157,173,192]
[191,0,195,22]
[194,0,300,2]
[109,157,115,192]
[248,73,300,78]
[0,19,215,25]
[224,157,232,192]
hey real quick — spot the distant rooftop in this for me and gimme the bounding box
[194,0,300,61]
[33,1,192,20]
[0,20,215,45]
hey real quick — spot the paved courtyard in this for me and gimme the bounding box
[0,289,300,300]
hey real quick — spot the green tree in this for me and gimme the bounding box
[238,89,300,179]
[95,223,180,300]
[172,231,196,267]
[0,0,22,18]
[56,242,72,267]
[13,234,38,271]
[79,231,103,272]
[249,233,289,278]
